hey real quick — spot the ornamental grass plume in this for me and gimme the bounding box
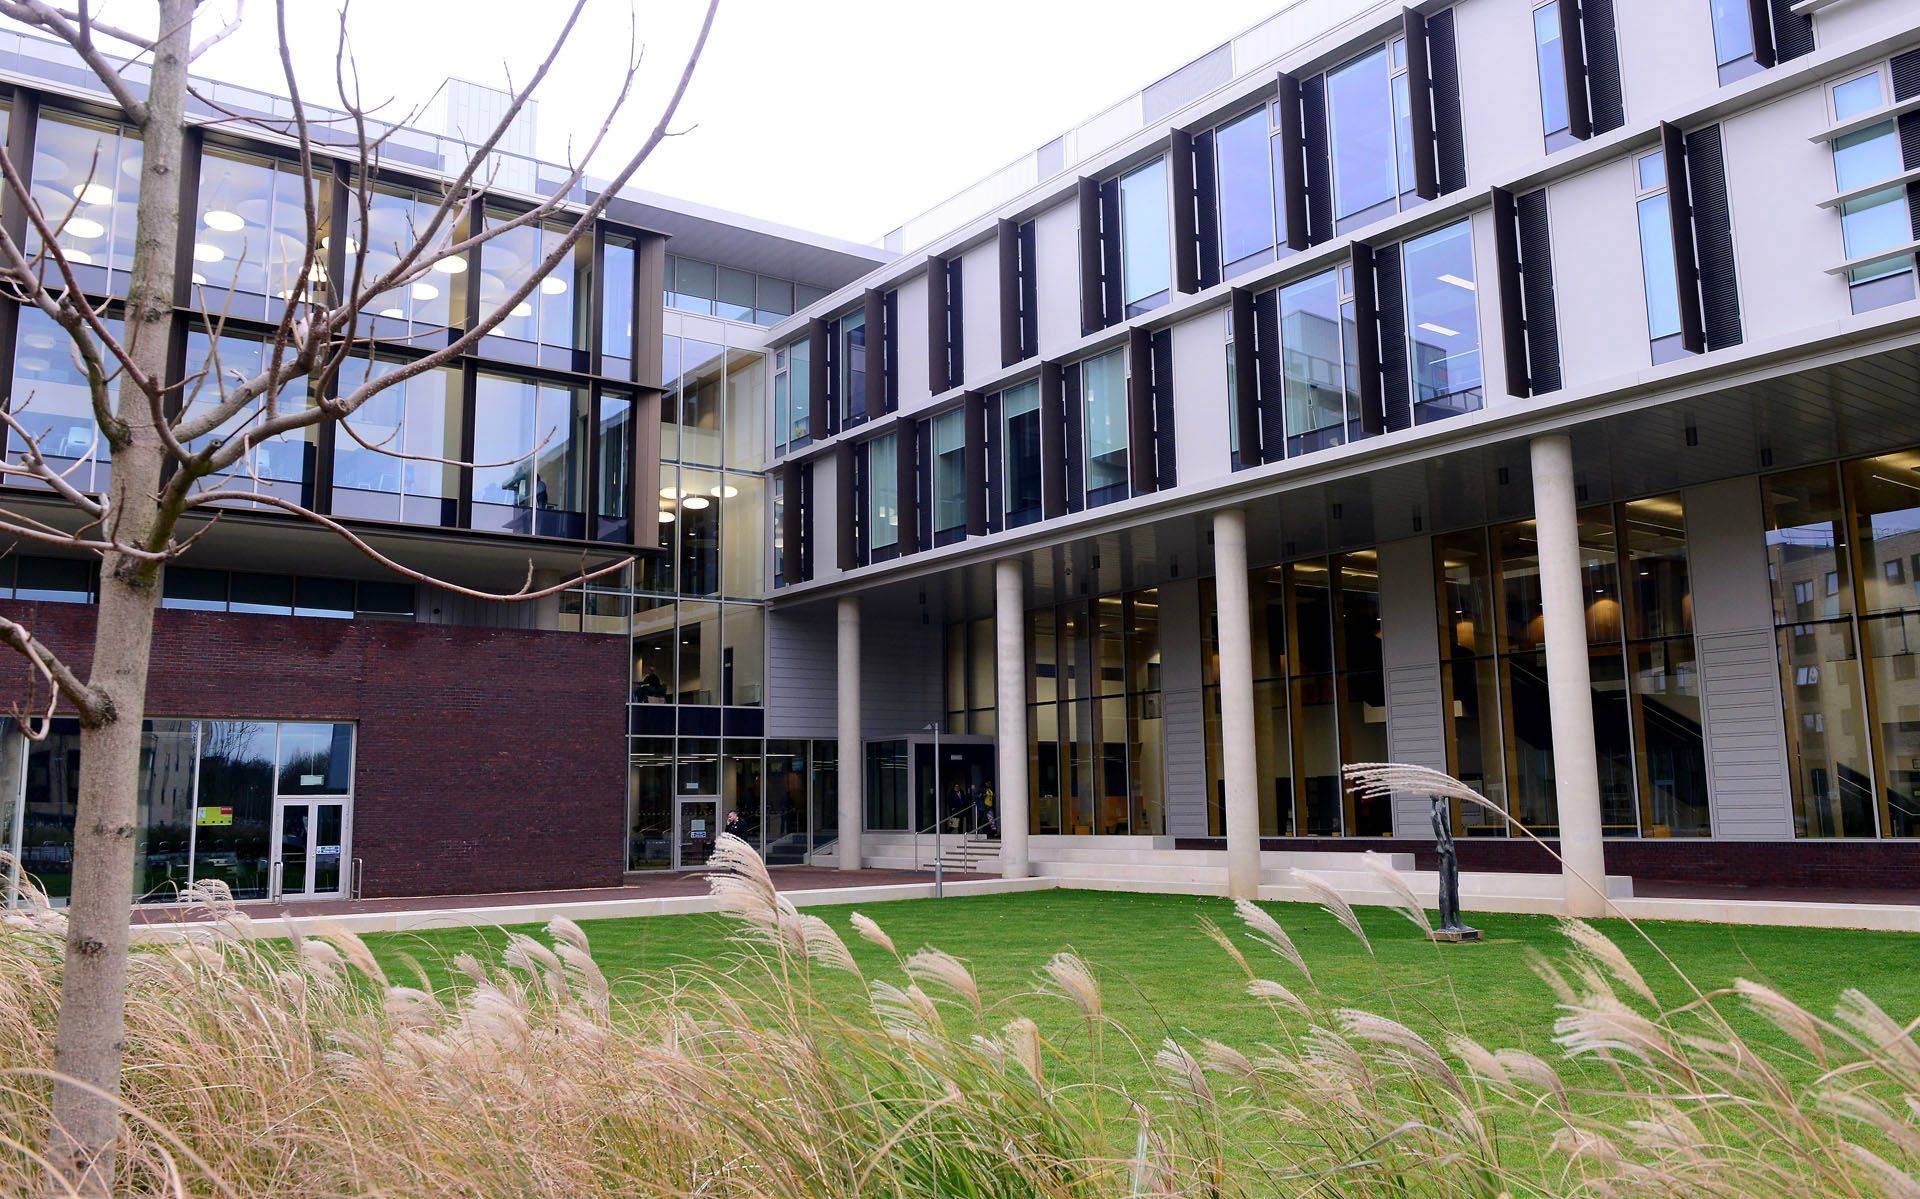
[0,774,1918,1197]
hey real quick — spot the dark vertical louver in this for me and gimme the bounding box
[915,420,932,549]
[982,390,1003,534]
[863,289,885,418]
[1893,51,1920,237]
[1274,72,1310,251]
[1660,122,1707,355]
[1491,187,1531,399]
[1300,74,1334,245]
[1229,287,1261,468]
[946,257,965,385]
[1098,179,1123,325]
[1254,289,1284,459]
[807,317,830,437]
[1077,179,1105,335]
[1582,0,1625,134]
[1425,10,1466,194]
[1745,0,1776,67]
[1039,361,1068,518]
[1192,128,1222,289]
[927,254,951,394]
[963,391,988,537]
[1401,9,1439,200]
[1517,189,1562,394]
[1768,0,1814,64]
[779,460,803,586]
[797,464,814,580]
[883,290,899,412]
[1684,124,1743,352]
[1372,244,1410,431]
[1150,329,1176,490]
[998,218,1023,367]
[1169,127,1200,294]
[1063,360,1085,514]
[1016,220,1038,357]
[1557,0,1592,140]
[834,441,857,571]
[1350,243,1385,436]
[1126,327,1157,494]
[897,423,921,555]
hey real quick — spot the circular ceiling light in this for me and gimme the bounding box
[658,486,681,500]
[378,307,404,319]
[71,183,112,206]
[409,282,440,302]
[203,209,245,232]
[64,249,93,266]
[192,242,224,263]
[539,277,567,295]
[65,218,105,241]
[682,495,710,510]
[710,484,738,498]
[432,256,466,274]
[510,301,533,318]
[658,509,676,523]
[191,272,206,286]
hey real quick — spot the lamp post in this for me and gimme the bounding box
[924,721,943,899]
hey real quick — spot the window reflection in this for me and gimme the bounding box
[1327,46,1398,230]
[1401,221,1482,423]
[29,112,141,287]
[481,208,577,349]
[1001,380,1042,528]
[471,372,587,537]
[180,331,315,509]
[1081,349,1129,506]
[9,308,120,492]
[193,149,330,316]
[350,180,459,328]
[332,356,462,528]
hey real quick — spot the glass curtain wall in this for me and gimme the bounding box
[1435,495,1704,838]
[1765,453,1920,838]
[1024,590,1163,835]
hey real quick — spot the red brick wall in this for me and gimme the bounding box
[0,602,628,899]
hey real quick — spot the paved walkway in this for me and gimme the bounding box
[131,866,989,925]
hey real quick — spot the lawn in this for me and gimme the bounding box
[362,888,1920,1080]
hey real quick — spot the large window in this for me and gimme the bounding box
[773,338,812,455]
[1001,380,1043,529]
[931,407,967,541]
[1708,0,1762,84]
[471,372,588,537]
[1434,496,1704,839]
[840,310,867,427]
[180,331,315,507]
[1280,270,1357,456]
[1532,2,1574,151]
[867,432,899,555]
[351,180,459,329]
[193,148,330,317]
[1025,590,1163,836]
[331,356,463,528]
[1401,220,1483,423]
[1118,158,1171,316]
[481,208,580,353]
[601,234,636,375]
[1829,68,1917,313]
[664,254,815,326]
[1081,349,1129,506]
[29,111,141,290]
[1326,40,1422,234]
[5,718,353,906]
[1214,107,1281,278]
[1633,149,1689,365]
[1766,454,1920,838]
[8,308,121,493]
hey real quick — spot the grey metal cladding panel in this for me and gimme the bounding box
[767,606,838,739]
[860,618,944,736]
[1163,685,1210,837]
[1144,42,1234,124]
[1696,628,1793,840]
[1386,662,1448,836]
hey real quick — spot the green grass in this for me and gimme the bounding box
[362,889,1920,1080]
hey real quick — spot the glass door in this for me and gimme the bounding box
[675,797,719,870]
[272,799,348,901]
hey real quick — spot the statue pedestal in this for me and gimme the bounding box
[1430,927,1482,943]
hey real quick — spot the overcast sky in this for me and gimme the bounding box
[7,0,1299,246]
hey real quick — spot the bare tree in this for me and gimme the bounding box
[0,1,720,1192]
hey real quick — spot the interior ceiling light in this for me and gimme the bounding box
[657,510,675,523]
[203,209,245,232]
[540,277,568,295]
[409,281,439,301]
[1417,321,1459,338]
[64,249,93,266]
[65,218,105,241]
[682,495,710,510]
[658,486,681,500]
[510,301,533,318]
[711,484,738,498]
[1437,273,1476,291]
[71,183,112,206]
[192,242,224,263]
[378,307,404,318]
[432,256,466,274]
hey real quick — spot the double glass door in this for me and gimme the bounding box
[272,799,348,901]
[674,797,718,870]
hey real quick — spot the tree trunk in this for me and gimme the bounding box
[45,3,190,1193]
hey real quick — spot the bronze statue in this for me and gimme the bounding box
[1430,796,1481,942]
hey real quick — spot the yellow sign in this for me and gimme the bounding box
[196,806,233,827]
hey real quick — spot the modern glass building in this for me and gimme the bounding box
[8,0,1920,907]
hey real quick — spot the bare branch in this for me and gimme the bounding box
[189,0,245,61]
[0,609,106,726]
[0,0,150,123]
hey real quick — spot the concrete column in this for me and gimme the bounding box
[994,558,1031,879]
[1529,434,1608,917]
[1213,508,1261,900]
[836,595,864,872]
